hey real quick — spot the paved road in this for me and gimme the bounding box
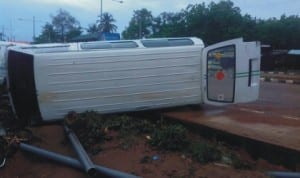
[164,82,300,151]
[234,82,300,120]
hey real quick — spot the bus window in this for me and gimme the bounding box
[168,38,194,46]
[141,39,169,47]
[81,42,112,49]
[141,38,194,48]
[111,41,138,48]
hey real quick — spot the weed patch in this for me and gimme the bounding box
[149,124,188,151]
[189,141,222,164]
[64,111,250,167]
[64,111,157,152]
[229,153,254,170]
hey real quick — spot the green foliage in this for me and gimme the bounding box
[152,11,187,38]
[34,23,57,43]
[65,111,106,149]
[33,0,300,49]
[64,111,235,165]
[256,15,300,49]
[97,12,117,33]
[35,8,82,43]
[149,124,188,151]
[122,8,153,39]
[87,24,99,34]
[122,0,300,49]
[189,141,222,163]
[51,8,82,42]
[65,111,156,152]
[229,153,254,169]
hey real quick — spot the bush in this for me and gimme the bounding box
[110,115,156,136]
[64,111,157,151]
[149,124,188,151]
[65,111,107,149]
[229,153,254,169]
[189,141,222,163]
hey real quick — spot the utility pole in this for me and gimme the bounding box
[139,15,142,39]
[100,0,103,23]
[33,16,35,40]
[99,0,123,32]
[0,26,4,41]
[18,16,46,42]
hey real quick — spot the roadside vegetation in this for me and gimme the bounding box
[35,0,300,50]
[64,111,254,169]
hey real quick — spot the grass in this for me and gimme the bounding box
[149,124,188,151]
[189,141,222,163]
[64,111,250,167]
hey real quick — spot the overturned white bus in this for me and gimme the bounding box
[6,37,260,122]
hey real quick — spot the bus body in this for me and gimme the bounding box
[6,37,261,122]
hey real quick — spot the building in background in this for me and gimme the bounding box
[261,45,300,71]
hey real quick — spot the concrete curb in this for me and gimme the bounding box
[263,71,299,76]
[260,77,300,84]
[261,71,300,85]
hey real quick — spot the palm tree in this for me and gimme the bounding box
[87,24,99,33]
[98,12,117,33]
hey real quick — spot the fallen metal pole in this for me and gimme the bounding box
[19,143,140,178]
[63,124,96,176]
[267,171,300,178]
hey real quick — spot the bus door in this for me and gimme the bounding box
[202,38,261,105]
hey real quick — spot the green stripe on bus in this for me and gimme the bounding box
[235,73,261,78]
[236,71,260,75]
[236,73,261,76]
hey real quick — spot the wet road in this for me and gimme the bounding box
[164,82,300,151]
[235,82,300,120]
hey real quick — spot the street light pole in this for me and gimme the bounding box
[100,0,123,23]
[18,17,47,42]
[19,17,35,41]
[139,15,142,39]
[33,16,35,40]
[100,0,103,22]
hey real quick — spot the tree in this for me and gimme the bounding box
[51,9,82,42]
[256,15,300,49]
[35,9,82,43]
[122,8,153,39]
[203,0,244,44]
[34,23,57,43]
[152,11,187,38]
[97,12,117,33]
[87,24,99,34]
[185,3,208,38]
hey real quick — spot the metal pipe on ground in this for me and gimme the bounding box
[267,171,300,178]
[63,124,96,176]
[19,143,140,178]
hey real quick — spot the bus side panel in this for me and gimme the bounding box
[35,46,203,121]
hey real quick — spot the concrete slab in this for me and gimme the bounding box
[163,108,300,152]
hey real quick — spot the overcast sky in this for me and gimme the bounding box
[0,0,299,42]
